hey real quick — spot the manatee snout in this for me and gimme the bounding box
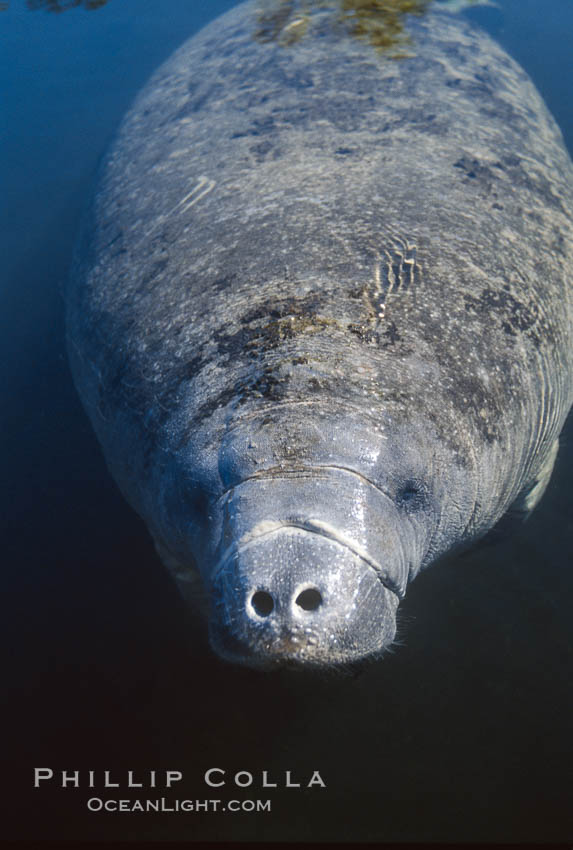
[203,462,410,669]
[209,526,400,669]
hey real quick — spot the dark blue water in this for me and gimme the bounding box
[2,0,573,844]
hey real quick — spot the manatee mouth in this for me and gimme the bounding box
[210,628,386,673]
[208,525,401,670]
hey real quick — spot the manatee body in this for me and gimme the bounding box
[67,2,573,669]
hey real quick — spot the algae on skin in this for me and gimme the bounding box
[25,0,108,9]
[256,0,492,55]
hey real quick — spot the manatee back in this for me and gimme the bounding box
[67,1,573,547]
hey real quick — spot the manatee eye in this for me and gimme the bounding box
[400,486,418,502]
[186,486,210,525]
[397,481,425,510]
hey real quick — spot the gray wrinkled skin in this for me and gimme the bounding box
[66,2,573,670]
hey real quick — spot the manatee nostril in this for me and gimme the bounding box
[251,590,274,617]
[295,587,323,612]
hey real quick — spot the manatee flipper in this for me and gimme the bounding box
[510,438,560,519]
[471,438,560,551]
[152,536,202,587]
[461,438,560,556]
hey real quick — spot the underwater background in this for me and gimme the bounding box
[2,0,573,843]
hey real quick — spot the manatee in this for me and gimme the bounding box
[66,1,573,669]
